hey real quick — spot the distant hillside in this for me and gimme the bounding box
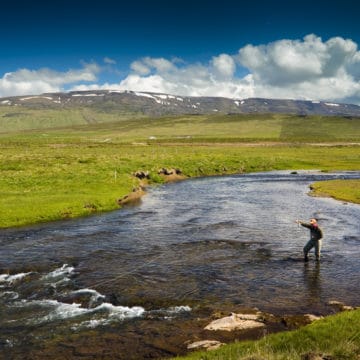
[1,90,360,117]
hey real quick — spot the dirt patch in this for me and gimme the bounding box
[158,167,187,183]
[117,186,146,206]
[162,173,187,183]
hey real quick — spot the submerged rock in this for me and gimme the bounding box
[327,300,354,311]
[281,313,322,328]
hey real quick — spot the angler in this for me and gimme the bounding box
[296,218,323,262]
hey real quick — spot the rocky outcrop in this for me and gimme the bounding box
[158,168,186,182]
[117,187,146,206]
[204,312,265,331]
[187,340,224,351]
[327,300,355,311]
[134,170,150,180]
[117,167,185,208]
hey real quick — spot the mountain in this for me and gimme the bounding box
[1,90,360,117]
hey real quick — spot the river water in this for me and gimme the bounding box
[1,170,359,359]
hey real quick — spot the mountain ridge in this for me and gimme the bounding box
[1,90,360,117]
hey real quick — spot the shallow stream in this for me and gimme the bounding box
[1,170,359,359]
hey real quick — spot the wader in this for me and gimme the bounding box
[300,222,323,261]
[303,238,322,261]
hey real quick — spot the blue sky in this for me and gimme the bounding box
[1,0,360,104]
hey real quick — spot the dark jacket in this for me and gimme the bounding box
[300,222,323,240]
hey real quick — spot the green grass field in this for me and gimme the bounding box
[1,109,360,141]
[0,106,147,132]
[1,113,359,228]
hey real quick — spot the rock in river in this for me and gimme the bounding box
[204,312,265,331]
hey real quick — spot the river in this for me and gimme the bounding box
[1,170,359,359]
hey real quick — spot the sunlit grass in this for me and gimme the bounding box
[176,309,360,360]
[0,113,359,228]
[310,179,360,203]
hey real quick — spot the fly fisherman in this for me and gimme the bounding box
[295,218,323,262]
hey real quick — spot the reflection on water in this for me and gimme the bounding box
[0,170,359,357]
[303,262,322,309]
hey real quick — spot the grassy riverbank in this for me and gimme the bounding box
[1,142,359,228]
[0,113,359,228]
[310,179,360,204]
[177,308,360,360]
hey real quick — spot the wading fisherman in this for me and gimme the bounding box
[295,218,323,262]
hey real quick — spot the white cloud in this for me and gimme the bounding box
[118,61,253,98]
[130,61,151,76]
[1,34,360,105]
[113,35,360,104]
[211,54,236,80]
[131,57,176,74]
[104,57,116,65]
[120,74,171,94]
[238,35,327,84]
[236,34,360,102]
[0,63,100,97]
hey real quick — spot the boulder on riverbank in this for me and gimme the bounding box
[134,170,150,180]
[204,312,265,331]
[158,168,186,182]
[327,300,355,311]
[117,187,146,206]
[187,339,224,351]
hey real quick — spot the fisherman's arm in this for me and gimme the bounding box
[295,220,311,229]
